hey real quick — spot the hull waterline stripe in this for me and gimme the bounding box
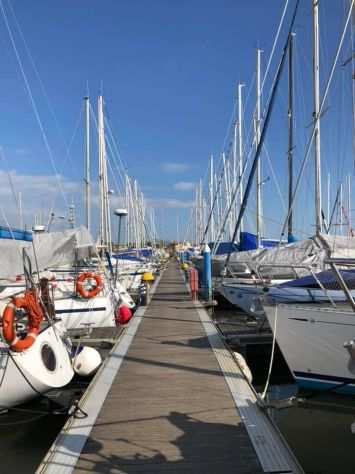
[294,371,355,385]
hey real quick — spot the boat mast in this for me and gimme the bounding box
[340,182,343,235]
[18,191,23,229]
[351,5,355,166]
[125,175,130,246]
[238,83,245,235]
[233,111,237,229]
[215,172,221,240]
[98,95,109,249]
[98,95,105,247]
[287,33,295,241]
[198,179,203,242]
[327,172,330,228]
[195,185,201,245]
[256,48,263,247]
[84,96,91,233]
[313,0,322,234]
[222,153,231,239]
[209,155,214,242]
[348,174,351,232]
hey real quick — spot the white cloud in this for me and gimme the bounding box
[161,162,190,173]
[0,170,80,197]
[0,170,82,228]
[174,181,195,191]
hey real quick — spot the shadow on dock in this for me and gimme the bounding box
[67,410,260,473]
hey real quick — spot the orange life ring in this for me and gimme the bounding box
[76,272,103,299]
[2,289,44,352]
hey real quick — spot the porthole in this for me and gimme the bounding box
[41,344,57,372]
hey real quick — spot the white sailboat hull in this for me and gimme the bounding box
[0,322,74,408]
[55,294,116,330]
[264,303,355,394]
[220,281,355,318]
[0,279,135,331]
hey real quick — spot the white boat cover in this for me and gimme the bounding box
[318,233,355,258]
[211,234,355,278]
[0,226,94,279]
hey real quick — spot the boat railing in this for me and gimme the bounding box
[224,261,257,282]
[255,263,306,281]
[256,263,337,308]
[324,258,355,312]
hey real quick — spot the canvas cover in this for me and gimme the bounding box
[211,234,355,278]
[0,226,94,279]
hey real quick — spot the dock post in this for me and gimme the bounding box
[142,272,154,306]
[202,243,212,301]
[188,267,198,300]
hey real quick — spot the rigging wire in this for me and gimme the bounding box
[263,142,287,212]
[7,0,77,172]
[279,0,355,241]
[223,0,300,270]
[0,0,68,208]
[199,1,291,244]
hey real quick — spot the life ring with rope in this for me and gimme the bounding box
[2,288,44,352]
[76,272,103,299]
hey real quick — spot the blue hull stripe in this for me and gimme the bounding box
[294,371,355,394]
[294,371,355,385]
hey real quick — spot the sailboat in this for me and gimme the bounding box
[261,0,355,394]
[0,242,75,409]
[0,318,74,408]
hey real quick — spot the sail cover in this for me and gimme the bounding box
[0,226,94,279]
[215,234,355,278]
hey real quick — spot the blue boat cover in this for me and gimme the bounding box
[280,269,355,289]
[239,232,282,251]
[209,241,239,255]
[0,225,32,242]
[112,247,153,262]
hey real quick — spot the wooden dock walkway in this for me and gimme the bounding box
[38,262,303,474]
[75,262,263,473]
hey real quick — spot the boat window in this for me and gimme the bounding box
[41,344,56,372]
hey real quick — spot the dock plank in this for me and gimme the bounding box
[74,262,262,473]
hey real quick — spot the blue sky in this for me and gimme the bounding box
[0,0,353,240]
